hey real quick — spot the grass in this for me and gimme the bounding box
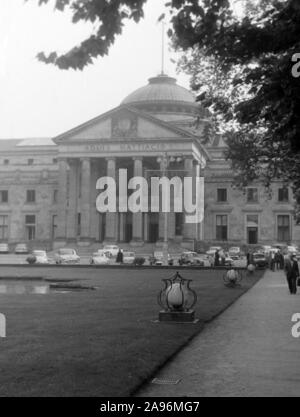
[0,266,263,397]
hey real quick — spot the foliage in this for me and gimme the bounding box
[133,256,146,266]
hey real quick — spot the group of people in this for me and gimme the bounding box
[268,250,285,271]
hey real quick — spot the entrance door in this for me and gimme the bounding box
[247,227,258,245]
[148,213,159,243]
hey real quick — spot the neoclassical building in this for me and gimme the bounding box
[0,74,299,249]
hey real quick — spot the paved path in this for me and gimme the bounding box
[137,270,300,397]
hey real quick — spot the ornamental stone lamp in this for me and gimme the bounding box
[158,271,197,323]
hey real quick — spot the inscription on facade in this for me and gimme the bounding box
[85,143,168,153]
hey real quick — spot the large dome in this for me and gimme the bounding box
[121,74,196,106]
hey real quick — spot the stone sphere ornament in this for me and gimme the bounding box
[248,264,256,273]
[223,269,243,287]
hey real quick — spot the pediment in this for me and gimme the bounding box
[53,106,193,144]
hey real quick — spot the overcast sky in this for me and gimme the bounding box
[0,0,191,139]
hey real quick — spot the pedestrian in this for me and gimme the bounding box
[279,251,285,270]
[220,249,226,266]
[214,250,220,267]
[116,249,123,264]
[275,251,281,270]
[284,254,300,295]
[270,251,275,271]
[247,251,251,267]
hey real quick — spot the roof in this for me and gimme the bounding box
[121,74,196,106]
[0,138,56,151]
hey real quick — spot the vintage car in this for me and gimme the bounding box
[0,243,10,254]
[90,251,110,265]
[15,243,29,254]
[178,251,205,266]
[252,252,268,268]
[55,248,80,265]
[149,251,174,266]
[102,245,120,258]
[31,250,50,264]
[122,251,136,264]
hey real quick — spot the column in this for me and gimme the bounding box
[66,159,78,241]
[80,157,91,241]
[56,158,68,241]
[105,158,117,242]
[183,157,198,242]
[131,157,144,245]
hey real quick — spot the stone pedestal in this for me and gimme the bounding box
[159,310,196,323]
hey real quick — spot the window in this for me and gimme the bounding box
[53,158,58,164]
[278,187,289,203]
[175,213,183,236]
[26,190,36,203]
[4,159,9,165]
[246,214,259,245]
[277,215,290,242]
[25,215,36,241]
[0,190,8,203]
[53,190,58,204]
[0,215,9,240]
[217,188,227,203]
[52,215,58,239]
[28,159,34,165]
[247,188,258,203]
[216,215,228,241]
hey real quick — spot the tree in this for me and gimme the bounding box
[29,0,300,220]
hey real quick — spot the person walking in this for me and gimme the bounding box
[284,254,300,295]
[214,250,220,267]
[116,249,123,264]
[275,251,281,271]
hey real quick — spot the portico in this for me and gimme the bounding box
[52,74,209,248]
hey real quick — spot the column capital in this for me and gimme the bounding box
[132,156,143,162]
[105,157,116,162]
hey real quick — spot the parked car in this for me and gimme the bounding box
[90,251,110,265]
[0,243,9,254]
[206,246,222,257]
[55,248,80,265]
[123,251,136,264]
[287,245,300,260]
[103,245,120,258]
[178,251,205,266]
[224,254,235,267]
[228,247,241,257]
[149,251,174,266]
[195,253,214,267]
[32,250,49,264]
[253,252,268,268]
[15,243,29,254]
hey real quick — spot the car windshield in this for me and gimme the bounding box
[124,252,134,257]
[254,254,265,259]
[59,249,74,255]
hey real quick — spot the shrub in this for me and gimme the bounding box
[134,257,146,266]
[26,255,37,265]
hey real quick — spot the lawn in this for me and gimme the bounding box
[0,266,263,397]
